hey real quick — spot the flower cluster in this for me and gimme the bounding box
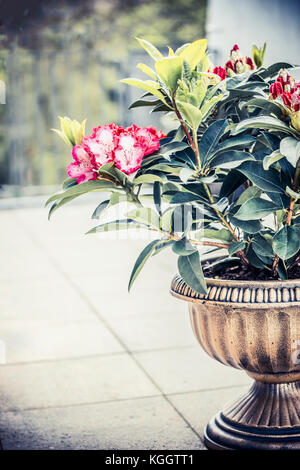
[213,44,255,81]
[269,69,300,131]
[67,124,166,183]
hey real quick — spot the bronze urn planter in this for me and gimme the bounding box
[171,274,300,450]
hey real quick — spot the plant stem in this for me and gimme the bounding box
[167,231,228,250]
[192,127,201,170]
[202,183,249,265]
[171,97,195,151]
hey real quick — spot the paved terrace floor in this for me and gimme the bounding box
[0,197,251,450]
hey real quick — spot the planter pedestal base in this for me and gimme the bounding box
[204,380,300,450]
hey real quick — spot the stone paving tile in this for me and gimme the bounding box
[0,277,97,322]
[70,272,183,319]
[0,245,58,281]
[134,346,252,395]
[0,396,204,450]
[168,385,250,441]
[0,354,159,411]
[106,311,196,352]
[0,320,124,364]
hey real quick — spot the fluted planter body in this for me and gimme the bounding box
[170,275,300,450]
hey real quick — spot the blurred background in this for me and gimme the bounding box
[0,0,300,450]
[0,0,299,197]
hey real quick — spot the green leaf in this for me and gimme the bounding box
[172,237,197,256]
[155,56,183,91]
[242,98,282,118]
[153,181,162,216]
[234,116,299,138]
[128,239,162,291]
[280,137,300,167]
[45,180,117,206]
[201,228,233,242]
[234,198,281,220]
[159,141,190,155]
[176,101,203,129]
[62,177,77,189]
[160,208,174,232]
[237,161,284,193]
[179,39,207,70]
[229,213,263,234]
[286,186,300,201]
[247,245,266,269]
[178,251,207,294]
[252,234,274,259]
[133,174,164,185]
[220,170,247,198]
[170,192,203,204]
[209,150,254,169]
[120,78,169,106]
[48,195,78,220]
[228,241,246,257]
[137,63,157,80]
[212,135,256,156]
[198,119,228,165]
[236,186,262,205]
[272,226,300,260]
[86,219,147,234]
[136,37,163,61]
[263,149,284,170]
[200,94,224,122]
[91,199,110,220]
[129,98,161,109]
[179,167,195,183]
[127,207,160,229]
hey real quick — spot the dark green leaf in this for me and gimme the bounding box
[228,241,246,257]
[172,237,197,256]
[237,161,284,193]
[234,198,281,220]
[212,135,256,156]
[91,199,110,220]
[272,226,300,260]
[128,239,162,292]
[153,181,162,216]
[178,251,207,294]
[198,119,228,164]
[209,150,254,169]
[86,219,147,234]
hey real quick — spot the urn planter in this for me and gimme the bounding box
[170,274,300,450]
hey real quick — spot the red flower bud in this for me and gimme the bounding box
[282,91,292,108]
[225,60,234,71]
[213,66,226,81]
[245,57,255,70]
[231,44,239,53]
[276,76,285,85]
[269,82,283,99]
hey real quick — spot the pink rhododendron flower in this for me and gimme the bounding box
[67,145,97,184]
[114,133,145,174]
[67,122,165,182]
[128,124,166,156]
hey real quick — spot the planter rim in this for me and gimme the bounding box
[170,274,300,307]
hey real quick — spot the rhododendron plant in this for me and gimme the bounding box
[48,37,300,295]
